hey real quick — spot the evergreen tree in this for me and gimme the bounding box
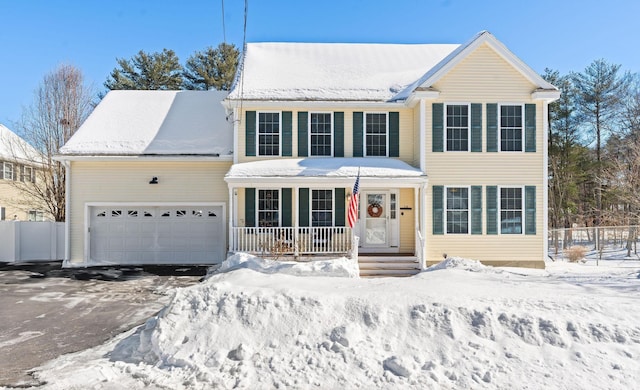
[104,49,183,90]
[183,43,240,90]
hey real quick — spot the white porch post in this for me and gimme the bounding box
[420,183,427,269]
[228,186,234,251]
[294,185,299,257]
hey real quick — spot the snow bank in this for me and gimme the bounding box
[213,252,360,278]
[425,256,488,272]
[31,260,640,389]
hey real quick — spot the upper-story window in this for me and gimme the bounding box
[500,187,523,234]
[446,187,469,234]
[500,105,523,152]
[258,189,279,227]
[22,166,35,183]
[310,113,333,156]
[2,162,13,180]
[446,104,469,151]
[365,113,388,157]
[258,112,280,156]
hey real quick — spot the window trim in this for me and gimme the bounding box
[364,112,389,157]
[308,112,334,157]
[444,103,471,152]
[28,210,45,221]
[3,162,14,180]
[498,185,524,235]
[498,103,525,153]
[256,188,281,227]
[309,188,334,227]
[256,111,282,157]
[444,185,470,235]
[22,165,35,183]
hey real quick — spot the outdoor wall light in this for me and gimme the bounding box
[149,177,159,184]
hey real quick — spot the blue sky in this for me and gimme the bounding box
[1,0,638,127]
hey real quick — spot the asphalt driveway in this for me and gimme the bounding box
[0,262,205,387]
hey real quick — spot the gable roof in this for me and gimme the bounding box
[227,42,459,102]
[227,31,558,104]
[0,124,42,164]
[59,90,233,157]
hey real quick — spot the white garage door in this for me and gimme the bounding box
[89,205,225,265]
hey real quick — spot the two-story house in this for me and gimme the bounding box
[58,31,558,272]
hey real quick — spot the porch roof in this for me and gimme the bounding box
[225,157,427,187]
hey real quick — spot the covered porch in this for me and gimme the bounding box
[225,157,428,262]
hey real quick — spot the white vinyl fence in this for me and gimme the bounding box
[0,221,64,262]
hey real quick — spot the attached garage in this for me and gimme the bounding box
[87,204,225,266]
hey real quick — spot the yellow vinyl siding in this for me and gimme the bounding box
[424,42,545,267]
[0,173,50,221]
[237,107,417,166]
[399,188,415,253]
[68,160,232,264]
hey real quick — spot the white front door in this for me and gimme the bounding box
[361,191,390,248]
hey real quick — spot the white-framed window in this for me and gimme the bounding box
[28,210,45,221]
[258,112,280,156]
[445,186,469,234]
[499,104,523,152]
[445,104,470,152]
[258,189,280,227]
[365,112,388,157]
[309,112,333,156]
[22,166,35,183]
[311,189,333,227]
[500,187,523,234]
[3,162,14,180]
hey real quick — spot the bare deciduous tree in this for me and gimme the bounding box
[11,64,95,221]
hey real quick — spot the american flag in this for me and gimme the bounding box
[347,172,360,228]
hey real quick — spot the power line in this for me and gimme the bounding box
[221,0,226,44]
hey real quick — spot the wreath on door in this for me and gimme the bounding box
[367,203,383,218]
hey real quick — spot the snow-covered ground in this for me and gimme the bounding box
[25,254,640,389]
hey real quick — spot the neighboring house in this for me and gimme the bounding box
[0,124,48,221]
[59,31,559,271]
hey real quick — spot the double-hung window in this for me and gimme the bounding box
[500,105,523,152]
[310,113,333,156]
[3,162,13,180]
[365,113,387,156]
[28,210,44,221]
[258,112,280,156]
[500,187,523,234]
[22,166,35,183]
[258,189,279,227]
[446,104,469,151]
[446,187,469,234]
[311,189,333,227]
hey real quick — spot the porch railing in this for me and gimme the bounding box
[230,226,353,257]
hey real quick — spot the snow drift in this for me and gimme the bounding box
[31,257,640,389]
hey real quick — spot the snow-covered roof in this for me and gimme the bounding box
[0,123,42,164]
[59,90,233,156]
[225,157,426,186]
[227,42,459,102]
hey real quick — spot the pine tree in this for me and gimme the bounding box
[183,43,240,90]
[104,49,183,90]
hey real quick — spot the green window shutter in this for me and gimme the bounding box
[432,185,444,235]
[525,104,536,152]
[297,111,308,157]
[282,111,292,156]
[471,103,482,152]
[334,188,345,226]
[245,188,256,227]
[353,112,363,157]
[432,103,443,152]
[389,111,400,157]
[334,112,344,157]
[486,104,498,152]
[525,186,536,235]
[486,186,498,234]
[245,111,256,157]
[471,186,483,234]
[299,188,310,227]
[282,188,292,227]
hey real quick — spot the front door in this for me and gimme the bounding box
[361,191,389,248]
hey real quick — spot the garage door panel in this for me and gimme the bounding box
[89,205,225,266]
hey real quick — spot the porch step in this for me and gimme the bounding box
[358,256,421,277]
